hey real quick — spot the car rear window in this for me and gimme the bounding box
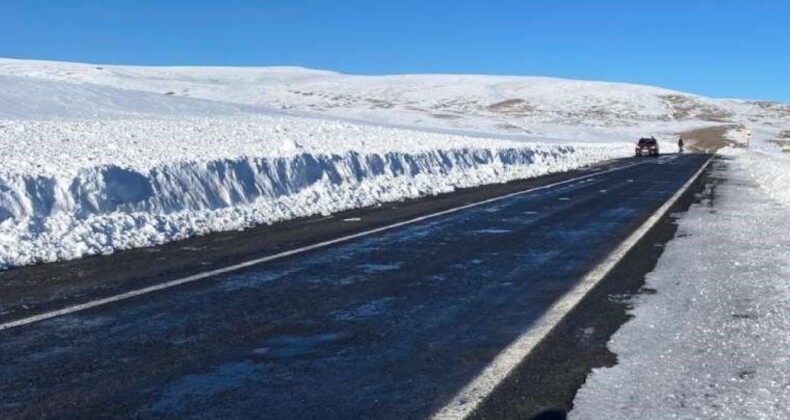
[638,139,656,145]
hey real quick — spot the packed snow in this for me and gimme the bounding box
[0,58,787,268]
[727,127,790,207]
[571,143,790,418]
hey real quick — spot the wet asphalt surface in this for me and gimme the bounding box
[0,154,711,419]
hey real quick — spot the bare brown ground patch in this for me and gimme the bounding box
[679,125,742,153]
[366,98,395,109]
[769,142,790,153]
[431,113,462,120]
[486,98,536,115]
[747,101,790,119]
[496,123,531,133]
[660,95,734,122]
[768,132,790,153]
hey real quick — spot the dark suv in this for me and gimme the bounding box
[635,137,659,157]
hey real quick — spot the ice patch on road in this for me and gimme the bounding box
[359,263,402,273]
[144,361,263,416]
[475,229,512,234]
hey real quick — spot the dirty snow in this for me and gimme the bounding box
[571,147,790,419]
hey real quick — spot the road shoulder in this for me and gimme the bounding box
[468,156,717,419]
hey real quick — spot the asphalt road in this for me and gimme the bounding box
[0,153,711,419]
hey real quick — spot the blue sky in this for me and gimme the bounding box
[2,0,788,101]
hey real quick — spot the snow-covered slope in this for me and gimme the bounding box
[0,58,787,268]
[0,73,246,119]
[3,58,787,135]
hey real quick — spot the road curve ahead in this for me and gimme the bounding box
[0,154,710,419]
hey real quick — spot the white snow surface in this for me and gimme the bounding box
[571,148,790,419]
[2,58,784,136]
[1,58,787,268]
[745,151,790,207]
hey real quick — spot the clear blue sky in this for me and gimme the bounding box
[2,0,788,101]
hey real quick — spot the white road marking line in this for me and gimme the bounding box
[0,160,651,333]
[431,155,712,420]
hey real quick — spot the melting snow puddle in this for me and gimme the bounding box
[599,189,608,193]
[524,211,539,215]
[559,197,572,201]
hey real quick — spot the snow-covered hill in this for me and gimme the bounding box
[1,58,787,268]
[3,58,787,135]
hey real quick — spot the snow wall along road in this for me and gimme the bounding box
[0,141,630,269]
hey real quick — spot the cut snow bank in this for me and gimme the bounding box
[0,116,631,268]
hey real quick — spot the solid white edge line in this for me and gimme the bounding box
[0,160,650,332]
[431,155,713,420]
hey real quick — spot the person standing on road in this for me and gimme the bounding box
[678,137,684,153]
